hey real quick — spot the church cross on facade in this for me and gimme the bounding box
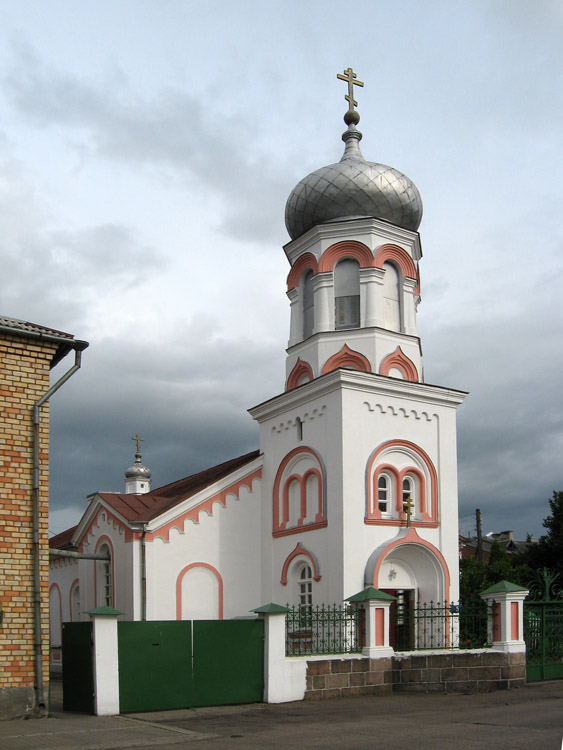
[337,67,364,112]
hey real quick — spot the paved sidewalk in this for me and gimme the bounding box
[0,679,561,749]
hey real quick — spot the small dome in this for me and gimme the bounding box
[125,461,151,480]
[285,123,423,240]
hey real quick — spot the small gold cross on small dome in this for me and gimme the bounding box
[132,433,144,453]
[337,67,364,113]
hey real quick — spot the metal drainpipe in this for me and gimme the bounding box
[32,340,88,710]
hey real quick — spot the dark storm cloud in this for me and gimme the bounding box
[2,42,293,243]
[423,273,563,539]
[48,325,284,534]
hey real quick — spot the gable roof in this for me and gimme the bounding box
[49,525,78,550]
[94,449,261,525]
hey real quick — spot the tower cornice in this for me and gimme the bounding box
[283,216,422,266]
[249,369,467,423]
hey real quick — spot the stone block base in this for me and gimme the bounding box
[304,650,525,700]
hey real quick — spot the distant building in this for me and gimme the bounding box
[50,72,466,660]
[459,530,535,561]
[0,317,86,719]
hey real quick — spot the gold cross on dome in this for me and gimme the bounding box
[403,496,415,527]
[132,433,144,453]
[337,67,364,112]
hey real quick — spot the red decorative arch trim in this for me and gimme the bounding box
[176,562,224,620]
[286,358,314,391]
[379,347,419,382]
[374,244,417,279]
[371,527,450,604]
[365,440,438,526]
[318,240,373,273]
[287,253,319,291]
[280,543,322,586]
[321,345,371,376]
[146,467,261,542]
[273,447,327,537]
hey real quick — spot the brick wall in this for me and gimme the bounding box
[304,650,526,699]
[0,334,57,718]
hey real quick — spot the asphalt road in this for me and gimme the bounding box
[5,679,561,750]
[126,681,563,749]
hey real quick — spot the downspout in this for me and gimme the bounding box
[32,340,88,710]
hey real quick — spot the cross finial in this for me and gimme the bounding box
[337,67,364,114]
[132,433,144,455]
[404,496,415,527]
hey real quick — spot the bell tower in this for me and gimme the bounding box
[284,68,424,391]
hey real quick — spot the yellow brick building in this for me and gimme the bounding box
[0,317,87,719]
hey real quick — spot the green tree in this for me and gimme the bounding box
[516,491,563,580]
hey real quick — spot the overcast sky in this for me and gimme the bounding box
[1,1,561,541]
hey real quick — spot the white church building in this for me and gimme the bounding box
[49,70,466,659]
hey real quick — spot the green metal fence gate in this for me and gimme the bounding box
[62,618,264,713]
[524,570,563,682]
[117,619,264,713]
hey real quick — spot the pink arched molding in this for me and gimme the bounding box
[321,345,371,376]
[273,446,327,537]
[280,543,321,586]
[379,347,419,382]
[365,440,438,527]
[176,562,224,620]
[318,240,373,273]
[371,527,450,604]
[287,253,319,291]
[286,358,314,391]
[374,244,417,279]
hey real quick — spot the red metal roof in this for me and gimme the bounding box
[97,449,261,523]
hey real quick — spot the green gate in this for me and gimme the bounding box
[193,619,264,706]
[524,569,563,682]
[62,622,94,713]
[117,618,264,712]
[118,621,192,713]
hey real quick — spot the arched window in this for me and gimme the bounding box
[96,542,113,607]
[366,441,437,525]
[302,271,314,339]
[378,474,391,514]
[298,564,313,609]
[334,258,360,330]
[70,581,80,622]
[402,476,415,518]
[382,261,401,332]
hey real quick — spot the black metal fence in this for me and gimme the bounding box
[285,604,363,656]
[393,600,493,651]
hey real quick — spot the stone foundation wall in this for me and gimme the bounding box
[306,657,392,700]
[392,650,526,693]
[304,650,526,700]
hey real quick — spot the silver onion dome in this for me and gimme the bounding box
[125,455,151,480]
[285,115,423,240]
